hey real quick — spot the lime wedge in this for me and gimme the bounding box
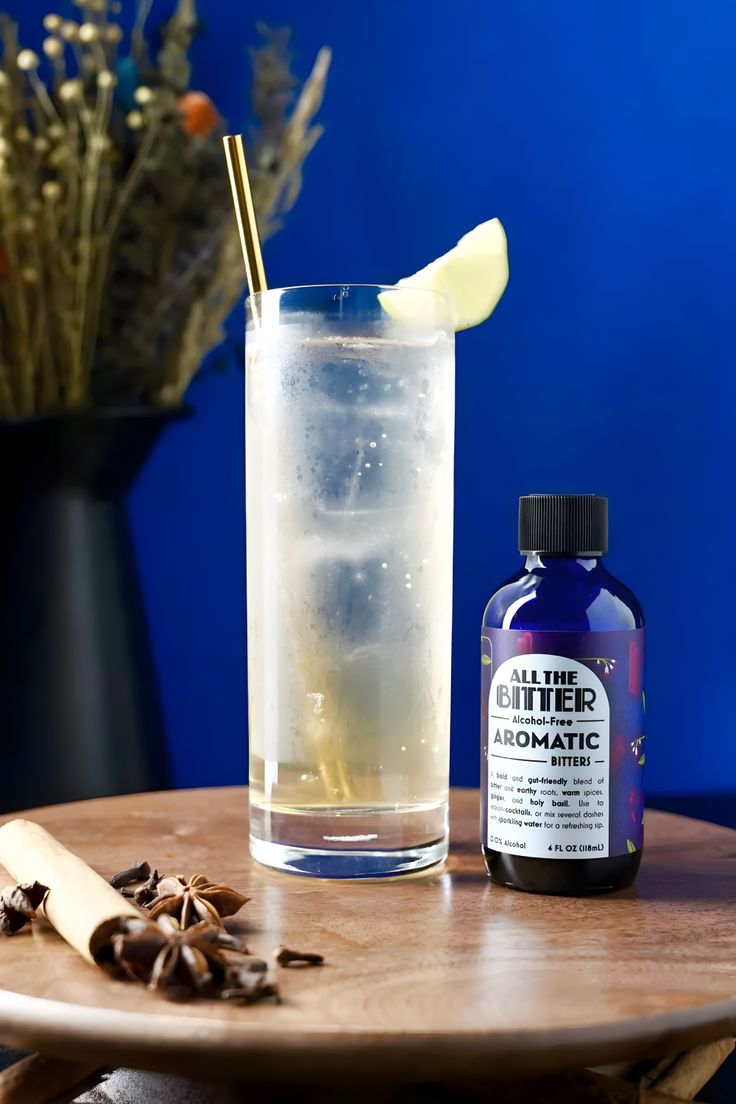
[379,218,508,331]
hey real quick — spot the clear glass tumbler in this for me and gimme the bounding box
[246,285,455,877]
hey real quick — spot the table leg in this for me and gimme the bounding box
[0,1054,104,1104]
[639,1037,736,1101]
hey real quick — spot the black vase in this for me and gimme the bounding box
[0,408,185,812]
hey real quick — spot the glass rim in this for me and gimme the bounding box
[247,283,448,302]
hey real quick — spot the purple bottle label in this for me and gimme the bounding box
[481,628,645,859]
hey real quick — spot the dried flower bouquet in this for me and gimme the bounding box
[0,1,330,415]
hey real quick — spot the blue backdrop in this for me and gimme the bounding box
[17,0,736,796]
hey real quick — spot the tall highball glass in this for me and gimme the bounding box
[246,285,455,877]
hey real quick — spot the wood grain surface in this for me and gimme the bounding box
[0,788,733,1083]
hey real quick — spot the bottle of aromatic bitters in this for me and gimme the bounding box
[481,495,645,895]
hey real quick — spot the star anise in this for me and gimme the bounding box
[101,915,277,1003]
[0,881,48,935]
[105,916,239,992]
[148,873,250,928]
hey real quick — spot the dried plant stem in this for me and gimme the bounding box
[282,47,330,176]
[0,351,16,419]
[49,52,66,89]
[158,230,242,399]
[27,71,62,129]
[249,43,332,238]
[132,0,154,66]
[26,240,47,401]
[91,41,109,79]
[83,112,161,396]
[41,203,68,406]
[61,109,81,244]
[138,231,222,349]
[0,192,31,413]
[70,41,86,82]
[104,113,160,242]
[71,88,112,401]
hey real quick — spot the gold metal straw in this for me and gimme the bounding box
[223,134,268,296]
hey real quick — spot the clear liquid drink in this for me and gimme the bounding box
[246,285,455,876]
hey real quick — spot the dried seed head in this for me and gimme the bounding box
[58,79,82,101]
[60,21,79,42]
[0,72,8,89]
[50,148,69,169]
[43,37,63,59]
[19,215,36,234]
[177,91,218,137]
[33,136,50,154]
[79,23,99,43]
[42,180,62,202]
[21,266,39,284]
[43,14,63,32]
[15,125,31,143]
[88,0,106,11]
[134,85,154,106]
[79,107,94,125]
[0,138,9,158]
[17,50,41,71]
[97,70,116,90]
[89,134,110,152]
[126,110,143,130]
[47,123,64,141]
[104,25,123,44]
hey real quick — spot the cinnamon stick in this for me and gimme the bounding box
[0,820,141,963]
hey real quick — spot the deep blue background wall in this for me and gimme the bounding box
[17,1,736,795]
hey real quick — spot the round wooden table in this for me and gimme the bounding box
[0,788,734,1085]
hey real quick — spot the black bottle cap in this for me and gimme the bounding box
[518,494,608,555]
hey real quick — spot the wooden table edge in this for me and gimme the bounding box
[0,989,734,1082]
